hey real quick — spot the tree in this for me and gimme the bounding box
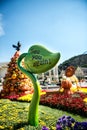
[0,42,33,99]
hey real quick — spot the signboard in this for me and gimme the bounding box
[24,45,60,74]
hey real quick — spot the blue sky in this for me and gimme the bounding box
[0,0,87,65]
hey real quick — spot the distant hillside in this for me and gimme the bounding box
[58,54,87,72]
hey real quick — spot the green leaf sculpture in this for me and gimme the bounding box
[17,44,60,126]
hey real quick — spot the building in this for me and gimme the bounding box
[38,65,59,84]
[0,62,8,79]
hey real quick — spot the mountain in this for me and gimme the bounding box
[58,54,87,72]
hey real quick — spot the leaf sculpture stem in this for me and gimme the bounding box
[17,53,40,126]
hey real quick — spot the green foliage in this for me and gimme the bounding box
[81,64,87,67]
[59,54,87,71]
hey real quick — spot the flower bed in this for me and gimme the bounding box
[40,91,87,116]
[0,99,87,130]
[0,89,46,101]
[42,115,87,130]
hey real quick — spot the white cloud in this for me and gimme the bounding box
[0,13,5,36]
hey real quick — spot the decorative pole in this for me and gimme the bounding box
[17,44,61,126]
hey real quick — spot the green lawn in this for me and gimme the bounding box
[0,99,87,130]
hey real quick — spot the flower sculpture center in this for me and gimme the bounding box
[17,44,60,126]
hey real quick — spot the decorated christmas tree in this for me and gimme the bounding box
[0,42,33,99]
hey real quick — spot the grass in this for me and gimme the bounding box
[0,99,87,130]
